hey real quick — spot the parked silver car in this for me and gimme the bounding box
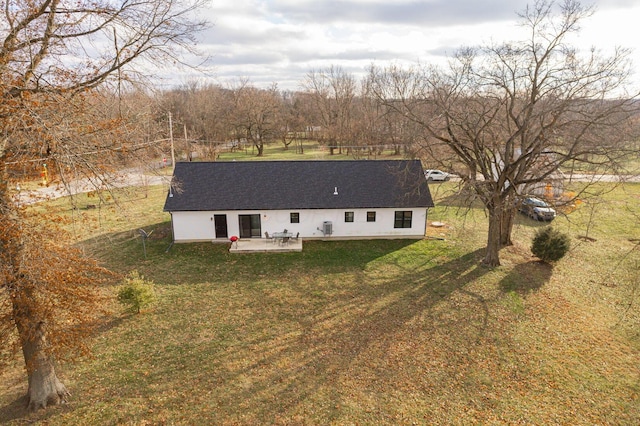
[519,197,556,221]
[424,169,451,181]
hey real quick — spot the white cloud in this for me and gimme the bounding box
[176,0,640,91]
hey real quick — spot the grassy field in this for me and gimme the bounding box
[216,140,405,162]
[1,179,640,425]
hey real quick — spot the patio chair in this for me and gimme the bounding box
[290,232,299,242]
[264,231,275,244]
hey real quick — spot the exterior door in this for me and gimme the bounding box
[239,214,261,238]
[214,214,228,239]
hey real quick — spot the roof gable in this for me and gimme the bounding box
[163,160,434,212]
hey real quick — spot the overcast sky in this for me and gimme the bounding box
[173,0,640,91]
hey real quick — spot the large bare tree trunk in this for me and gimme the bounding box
[499,191,516,246]
[484,206,502,267]
[500,207,515,247]
[15,315,70,410]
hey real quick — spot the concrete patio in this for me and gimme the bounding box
[229,237,303,253]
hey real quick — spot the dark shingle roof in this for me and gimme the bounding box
[163,160,434,211]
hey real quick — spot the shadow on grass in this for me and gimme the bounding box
[53,224,496,423]
[93,313,128,335]
[84,221,421,286]
[514,213,559,229]
[204,248,492,422]
[0,393,28,424]
[5,391,90,426]
[498,260,553,295]
[0,394,78,425]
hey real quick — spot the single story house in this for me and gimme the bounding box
[163,159,435,242]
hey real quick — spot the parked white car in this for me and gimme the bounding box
[424,169,451,181]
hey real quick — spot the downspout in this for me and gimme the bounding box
[165,211,175,252]
[423,208,429,237]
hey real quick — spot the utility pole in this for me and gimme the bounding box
[168,112,175,167]
[184,124,191,161]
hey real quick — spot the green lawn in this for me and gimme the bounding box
[216,140,405,162]
[1,182,639,425]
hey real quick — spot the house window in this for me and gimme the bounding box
[290,212,300,223]
[345,211,354,223]
[367,211,376,222]
[394,211,412,228]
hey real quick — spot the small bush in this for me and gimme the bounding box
[117,271,157,314]
[531,227,570,263]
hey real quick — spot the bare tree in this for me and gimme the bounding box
[0,0,209,410]
[278,90,305,151]
[350,78,382,158]
[290,91,322,148]
[228,80,283,157]
[303,66,357,155]
[160,82,235,160]
[370,0,640,266]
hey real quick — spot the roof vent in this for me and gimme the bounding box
[333,187,338,195]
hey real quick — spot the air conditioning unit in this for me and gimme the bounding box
[323,221,333,235]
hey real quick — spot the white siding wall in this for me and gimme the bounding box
[171,208,428,242]
[171,211,214,242]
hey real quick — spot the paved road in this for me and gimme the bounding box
[564,173,640,183]
[445,173,640,183]
[16,168,639,205]
[16,170,169,205]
